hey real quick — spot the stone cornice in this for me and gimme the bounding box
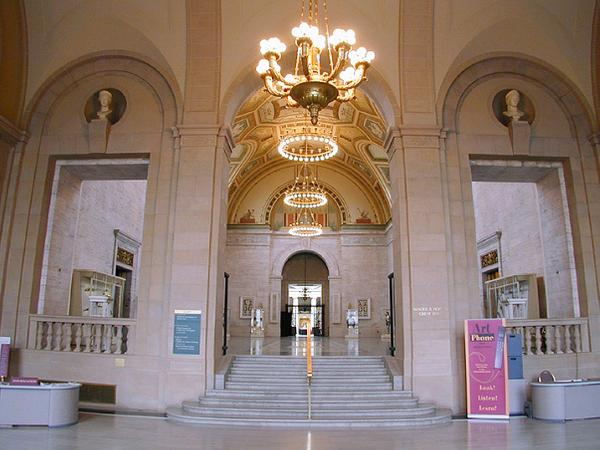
[0,114,28,146]
[384,125,445,158]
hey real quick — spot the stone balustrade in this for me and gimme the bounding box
[28,315,136,354]
[506,318,590,355]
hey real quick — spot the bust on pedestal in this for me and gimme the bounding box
[87,90,113,153]
[503,89,531,155]
[250,304,264,338]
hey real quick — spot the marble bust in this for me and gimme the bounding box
[97,90,113,120]
[503,89,524,122]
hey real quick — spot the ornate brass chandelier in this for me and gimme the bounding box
[256,0,375,125]
[289,208,323,237]
[284,163,327,208]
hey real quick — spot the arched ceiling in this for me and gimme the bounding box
[228,90,391,226]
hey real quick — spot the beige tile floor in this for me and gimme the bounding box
[2,413,600,449]
[227,336,391,356]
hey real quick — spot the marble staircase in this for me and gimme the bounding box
[166,355,452,427]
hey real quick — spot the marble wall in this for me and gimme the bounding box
[225,226,392,338]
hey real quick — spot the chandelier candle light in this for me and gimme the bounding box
[256,0,375,125]
[278,132,338,162]
[284,163,328,209]
[289,208,323,237]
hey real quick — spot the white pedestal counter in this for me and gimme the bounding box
[0,382,80,427]
[531,379,600,421]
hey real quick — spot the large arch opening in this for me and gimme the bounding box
[281,252,330,337]
[223,85,394,355]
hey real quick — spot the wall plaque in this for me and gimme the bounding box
[117,247,134,266]
[173,310,202,355]
[480,249,498,268]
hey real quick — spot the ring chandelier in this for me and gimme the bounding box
[256,0,375,125]
[288,208,323,237]
[284,163,328,209]
[278,133,338,162]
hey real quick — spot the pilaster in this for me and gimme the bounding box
[385,125,457,410]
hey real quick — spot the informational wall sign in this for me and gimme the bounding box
[0,337,11,379]
[173,310,202,355]
[464,319,509,419]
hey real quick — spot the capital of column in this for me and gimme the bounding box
[172,124,233,158]
[0,114,28,146]
[384,125,445,159]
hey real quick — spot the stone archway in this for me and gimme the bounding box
[281,252,330,337]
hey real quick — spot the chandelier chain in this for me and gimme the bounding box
[323,0,334,73]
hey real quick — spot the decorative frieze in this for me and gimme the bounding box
[226,233,270,246]
[401,135,440,148]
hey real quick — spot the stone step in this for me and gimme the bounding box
[205,389,414,400]
[183,405,308,418]
[224,382,394,391]
[227,375,390,383]
[196,397,419,409]
[166,407,453,428]
[313,404,436,418]
[182,403,433,419]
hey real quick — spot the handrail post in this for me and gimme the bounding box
[307,327,312,420]
[388,273,396,356]
[222,272,230,356]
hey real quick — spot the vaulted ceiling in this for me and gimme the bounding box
[227,90,392,226]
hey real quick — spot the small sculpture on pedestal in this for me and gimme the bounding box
[96,90,113,120]
[503,89,524,122]
[345,303,359,339]
[250,303,264,338]
[381,310,391,341]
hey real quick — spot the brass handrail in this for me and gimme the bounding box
[306,327,313,419]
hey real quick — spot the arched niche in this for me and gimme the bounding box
[439,54,599,324]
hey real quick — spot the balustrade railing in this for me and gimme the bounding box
[505,318,590,355]
[28,315,136,354]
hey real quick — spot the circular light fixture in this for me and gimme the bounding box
[284,190,327,208]
[278,133,338,162]
[288,209,323,237]
[283,163,328,209]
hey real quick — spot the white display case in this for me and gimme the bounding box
[69,270,125,317]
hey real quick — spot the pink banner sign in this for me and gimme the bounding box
[465,319,509,419]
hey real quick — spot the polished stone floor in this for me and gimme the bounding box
[227,336,392,356]
[2,413,600,449]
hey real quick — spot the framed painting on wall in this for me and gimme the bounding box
[357,298,371,319]
[240,296,254,319]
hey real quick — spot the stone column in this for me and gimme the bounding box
[588,132,600,352]
[386,126,457,410]
[140,124,231,406]
[0,120,28,341]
